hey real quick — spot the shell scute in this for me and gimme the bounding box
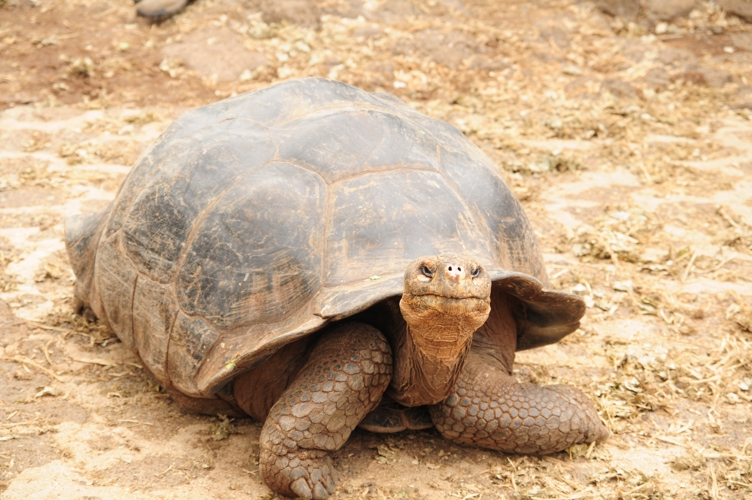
[121,124,276,284]
[272,109,439,183]
[176,162,326,333]
[95,233,137,347]
[131,277,176,385]
[169,312,221,395]
[324,170,492,286]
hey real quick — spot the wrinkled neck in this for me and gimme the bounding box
[472,288,518,374]
[388,296,487,407]
[388,323,473,407]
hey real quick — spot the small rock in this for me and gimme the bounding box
[638,67,671,91]
[730,32,752,51]
[466,55,510,71]
[361,483,378,495]
[644,0,697,21]
[536,17,573,49]
[623,40,649,62]
[717,0,752,22]
[321,0,365,19]
[601,79,639,99]
[731,85,752,109]
[1,92,39,107]
[655,22,669,34]
[255,0,321,29]
[613,280,633,293]
[623,376,643,393]
[532,49,566,64]
[594,0,641,20]
[352,26,381,40]
[565,76,599,98]
[392,29,480,69]
[376,0,423,21]
[571,283,589,295]
[34,386,63,398]
[435,0,469,13]
[13,369,33,381]
[364,62,395,88]
[679,323,697,337]
[657,47,696,67]
[677,63,733,88]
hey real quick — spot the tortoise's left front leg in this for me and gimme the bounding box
[429,351,609,455]
[259,322,392,499]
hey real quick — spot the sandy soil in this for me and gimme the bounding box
[1,0,751,498]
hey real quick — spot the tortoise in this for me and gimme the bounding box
[66,78,609,499]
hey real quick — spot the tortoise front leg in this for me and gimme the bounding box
[260,322,392,499]
[429,351,609,455]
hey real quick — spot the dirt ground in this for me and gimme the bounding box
[1,0,751,498]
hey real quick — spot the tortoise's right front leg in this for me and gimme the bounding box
[430,351,609,455]
[260,322,392,499]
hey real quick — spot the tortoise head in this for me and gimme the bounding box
[400,255,492,346]
[391,255,492,406]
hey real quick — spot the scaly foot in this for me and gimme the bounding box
[431,351,609,454]
[258,323,392,498]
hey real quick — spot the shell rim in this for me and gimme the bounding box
[195,268,585,396]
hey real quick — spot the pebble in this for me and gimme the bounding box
[718,0,752,22]
[613,280,633,293]
[679,62,733,88]
[644,0,697,22]
[594,0,641,20]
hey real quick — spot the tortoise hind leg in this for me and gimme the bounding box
[430,351,609,455]
[65,207,111,316]
[259,322,392,499]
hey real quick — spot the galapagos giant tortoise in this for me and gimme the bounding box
[66,78,608,499]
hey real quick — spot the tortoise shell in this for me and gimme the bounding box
[66,78,584,399]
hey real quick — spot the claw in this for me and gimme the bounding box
[325,473,336,493]
[291,477,313,499]
[312,482,330,499]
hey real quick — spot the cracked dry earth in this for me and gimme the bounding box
[1,0,752,499]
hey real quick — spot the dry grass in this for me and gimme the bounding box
[1,0,752,498]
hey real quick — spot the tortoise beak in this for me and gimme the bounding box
[404,255,491,301]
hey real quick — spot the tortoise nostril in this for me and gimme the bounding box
[445,264,463,279]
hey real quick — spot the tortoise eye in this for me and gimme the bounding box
[471,267,481,278]
[420,265,434,278]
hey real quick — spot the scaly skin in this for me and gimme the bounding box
[430,351,609,454]
[259,322,392,499]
